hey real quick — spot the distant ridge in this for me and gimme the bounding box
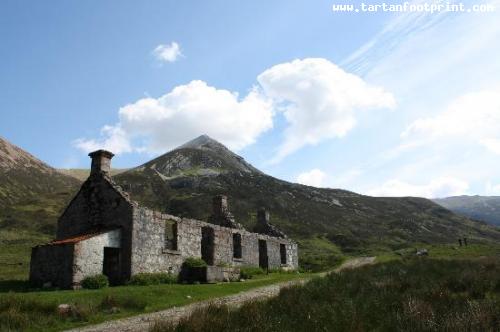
[434,195,500,226]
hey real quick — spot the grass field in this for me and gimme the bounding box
[0,272,312,332]
[152,257,500,332]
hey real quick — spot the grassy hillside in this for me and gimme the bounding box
[0,137,80,280]
[152,257,500,332]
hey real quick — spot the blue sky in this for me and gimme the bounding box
[1,0,500,198]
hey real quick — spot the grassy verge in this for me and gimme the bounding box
[0,272,311,332]
[151,257,500,332]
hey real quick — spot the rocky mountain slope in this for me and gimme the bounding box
[114,135,500,269]
[0,136,80,234]
[433,196,500,227]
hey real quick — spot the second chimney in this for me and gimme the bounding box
[257,208,270,225]
[212,195,228,216]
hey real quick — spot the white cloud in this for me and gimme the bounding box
[401,89,500,154]
[258,58,396,162]
[368,177,469,198]
[74,80,273,154]
[296,169,327,187]
[153,41,182,63]
[76,58,394,159]
[74,126,132,154]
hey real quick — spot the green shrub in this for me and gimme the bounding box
[239,266,264,279]
[183,257,207,268]
[81,274,109,289]
[129,273,177,286]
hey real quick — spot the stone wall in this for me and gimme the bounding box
[131,208,184,275]
[73,229,121,286]
[130,207,299,276]
[30,244,74,288]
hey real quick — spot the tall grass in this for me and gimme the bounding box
[152,258,500,332]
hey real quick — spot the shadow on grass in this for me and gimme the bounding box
[0,279,33,292]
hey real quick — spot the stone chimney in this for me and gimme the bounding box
[257,208,270,225]
[88,150,114,176]
[253,208,287,238]
[212,195,228,216]
[209,195,244,229]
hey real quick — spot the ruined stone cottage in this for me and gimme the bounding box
[30,150,298,289]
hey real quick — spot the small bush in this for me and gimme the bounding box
[240,266,264,279]
[129,273,177,286]
[81,274,109,289]
[183,257,207,268]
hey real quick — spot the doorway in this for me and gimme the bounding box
[201,227,215,265]
[103,247,121,285]
[258,240,268,269]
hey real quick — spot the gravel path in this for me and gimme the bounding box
[66,257,375,332]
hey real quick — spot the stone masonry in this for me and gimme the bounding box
[30,150,298,289]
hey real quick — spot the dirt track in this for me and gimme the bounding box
[66,257,375,332]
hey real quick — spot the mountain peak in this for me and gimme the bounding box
[178,134,228,152]
[132,135,262,178]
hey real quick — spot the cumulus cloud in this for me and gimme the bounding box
[368,177,469,198]
[258,58,396,162]
[74,80,273,154]
[74,126,132,154]
[296,169,327,187]
[401,89,500,155]
[75,58,394,159]
[153,41,183,63]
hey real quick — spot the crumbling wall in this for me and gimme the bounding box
[72,229,121,286]
[130,207,299,276]
[131,208,184,275]
[29,244,74,289]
